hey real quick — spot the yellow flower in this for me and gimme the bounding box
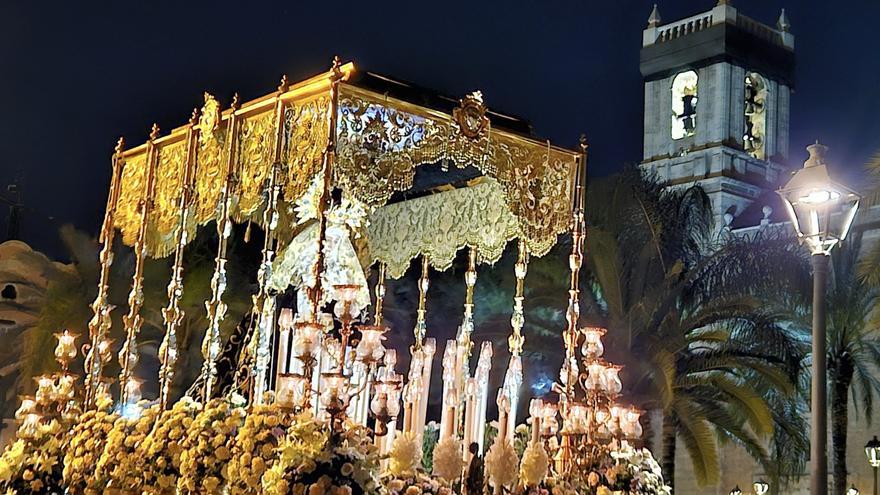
[204,476,221,491]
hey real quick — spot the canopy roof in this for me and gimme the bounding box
[112,61,582,276]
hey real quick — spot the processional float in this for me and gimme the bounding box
[5,58,663,494]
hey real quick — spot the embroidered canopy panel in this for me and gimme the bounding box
[111,63,581,274]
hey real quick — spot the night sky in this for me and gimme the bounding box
[2,0,879,258]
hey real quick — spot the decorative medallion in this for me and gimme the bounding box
[454,91,490,139]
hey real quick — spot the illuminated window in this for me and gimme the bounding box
[744,72,768,159]
[671,71,698,140]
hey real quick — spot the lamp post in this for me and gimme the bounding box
[865,435,880,495]
[778,142,861,495]
[850,485,862,495]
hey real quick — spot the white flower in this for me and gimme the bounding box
[431,438,464,482]
[485,438,519,489]
[519,443,549,487]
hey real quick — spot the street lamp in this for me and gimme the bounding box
[850,485,862,495]
[778,142,860,495]
[865,435,880,495]
[730,486,743,495]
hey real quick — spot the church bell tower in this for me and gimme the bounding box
[640,1,795,225]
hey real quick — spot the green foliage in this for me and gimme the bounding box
[582,167,810,487]
[2,222,258,415]
[421,422,440,472]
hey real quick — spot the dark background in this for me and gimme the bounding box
[2,0,879,258]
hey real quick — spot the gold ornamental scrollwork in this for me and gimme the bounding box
[193,93,228,226]
[489,134,576,257]
[114,153,147,247]
[335,92,435,205]
[235,111,276,221]
[147,139,188,258]
[335,84,577,258]
[283,96,330,205]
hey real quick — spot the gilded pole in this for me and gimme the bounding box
[457,247,477,357]
[557,135,588,473]
[454,246,478,434]
[309,57,345,318]
[118,124,161,406]
[374,262,386,326]
[83,137,126,410]
[414,256,430,348]
[503,238,529,433]
[202,94,241,401]
[246,75,289,405]
[158,110,200,410]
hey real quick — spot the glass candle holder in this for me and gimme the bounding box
[35,375,55,404]
[580,327,606,360]
[586,362,607,391]
[54,329,78,367]
[565,403,589,435]
[355,325,387,364]
[603,365,623,395]
[293,321,323,359]
[276,373,309,410]
[320,372,349,411]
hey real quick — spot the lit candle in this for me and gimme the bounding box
[529,399,543,445]
[417,338,436,440]
[463,377,477,462]
[496,390,510,441]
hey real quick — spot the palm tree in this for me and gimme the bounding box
[582,168,809,488]
[813,233,880,495]
[0,223,256,416]
[857,151,880,284]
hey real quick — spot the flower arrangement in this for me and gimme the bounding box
[519,443,549,488]
[226,402,288,495]
[607,442,670,495]
[262,413,382,495]
[485,437,519,492]
[518,441,669,495]
[429,438,463,484]
[177,396,246,494]
[95,403,159,493]
[139,397,203,494]
[0,419,66,494]
[384,471,454,495]
[62,405,119,494]
[387,432,421,479]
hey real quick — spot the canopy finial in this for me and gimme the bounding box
[777,8,791,32]
[647,4,662,27]
[149,123,160,141]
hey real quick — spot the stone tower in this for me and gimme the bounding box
[640,1,795,225]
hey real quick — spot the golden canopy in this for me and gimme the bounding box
[111,62,581,275]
